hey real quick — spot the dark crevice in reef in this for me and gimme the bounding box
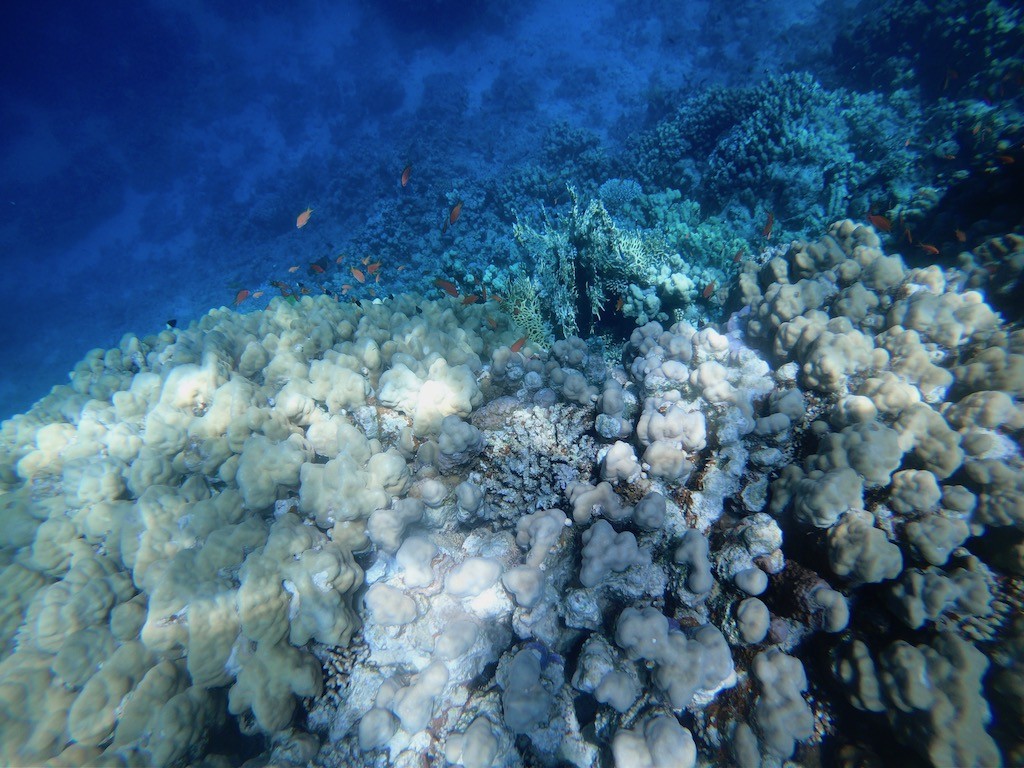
[205,709,265,765]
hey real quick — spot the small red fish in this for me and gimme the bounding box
[486,316,498,330]
[732,250,743,264]
[401,164,412,187]
[702,281,716,299]
[362,256,371,266]
[310,263,325,274]
[351,267,366,283]
[296,207,313,228]
[510,337,527,353]
[234,289,250,306]
[288,265,300,273]
[867,213,892,232]
[251,290,265,299]
[375,273,381,283]
[904,226,913,244]
[449,200,463,226]
[954,229,967,243]
[919,243,940,256]
[762,211,774,239]
[434,278,459,297]
[615,295,624,312]
[335,254,345,264]
[366,262,382,274]
[996,155,1015,165]
[462,294,479,305]
[341,284,352,294]
[397,265,406,272]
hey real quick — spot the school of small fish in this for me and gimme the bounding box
[225,154,1004,349]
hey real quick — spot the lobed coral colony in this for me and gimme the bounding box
[1,219,1022,767]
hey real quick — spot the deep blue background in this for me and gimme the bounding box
[0,0,845,418]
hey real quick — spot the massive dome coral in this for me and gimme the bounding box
[0,221,1021,767]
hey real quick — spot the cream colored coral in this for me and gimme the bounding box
[23,554,133,654]
[876,327,953,402]
[0,563,46,648]
[186,591,242,688]
[888,288,998,348]
[0,651,76,764]
[827,509,902,584]
[235,433,312,511]
[378,358,483,436]
[894,403,964,479]
[307,353,370,413]
[14,422,76,480]
[227,639,322,733]
[0,289,518,758]
[298,454,389,528]
[68,641,155,747]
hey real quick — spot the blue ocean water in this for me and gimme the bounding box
[0,0,1022,766]
[0,0,852,417]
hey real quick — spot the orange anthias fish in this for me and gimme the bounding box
[442,200,463,232]
[351,267,366,283]
[310,263,325,274]
[434,278,459,297]
[401,164,413,187]
[462,294,479,305]
[234,289,250,306]
[449,200,463,225]
[919,243,940,256]
[510,336,527,353]
[702,281,716,299]
[251,290,264,299]
[762,211,774,239]
[486,316,498,330]
[288,265,300,273]
[366,262,382,274]
[867,213,892,232]
[296,207,313,228]
[954,228,967,243]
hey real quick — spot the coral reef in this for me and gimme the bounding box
[0,220,1022,767]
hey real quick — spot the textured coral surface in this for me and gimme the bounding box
[0,220,1021,767]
